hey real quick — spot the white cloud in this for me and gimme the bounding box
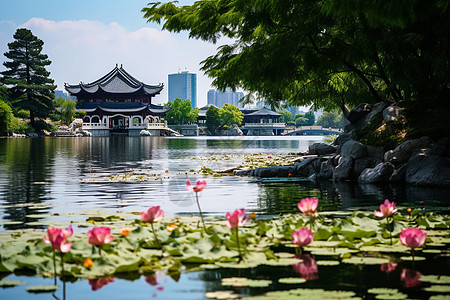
[18,17,224,106]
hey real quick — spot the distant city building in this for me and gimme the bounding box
[168,71,197,109]
[54,90,76,100]
[207,88,244,108]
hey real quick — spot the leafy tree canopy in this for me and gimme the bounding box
[1,28,56,131]
[164,98,198,125]
[219,103,244,128]
[205,105,220,133]
[143,0,450,137]
[0,100,13,134]
[316,110,347,129]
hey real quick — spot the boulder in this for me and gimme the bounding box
[230,124,244,136]
[318,161,334,179]
[294,157,321,177]
[384,136,433,165]
[340,140,368,159]
[389,165,407,183]
[333,157,353,181]
[354,157,376,177]
[308,143,337,156]
[234,169,250,176]
[140,130,152,136]
[345,102,389,132]
[333,132,353,148]
[358,162,395,183]
[346,103,372,123]
[366,145,384,164]
[383,104,401,123]
[250,166,295,178]
[405,154,450,186]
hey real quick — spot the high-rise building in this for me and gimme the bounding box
[207,88,244,108]
[168,71,197,109]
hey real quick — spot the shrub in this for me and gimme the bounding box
[0,100,13,135]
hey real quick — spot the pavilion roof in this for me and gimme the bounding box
[76,102,170,114]
[65,65,163,97]
[245,108,282,117]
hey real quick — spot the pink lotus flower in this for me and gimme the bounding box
[89,277,114,291]
[374,199,398,217]
[399,228,427,249]
[292,255,318,280]
[297,197,319,216]
[186,180,206,193]
[226,208,249,229]
[141,206,164,223]
[43,225,73,253]
[87,227,114,246]
[380,263,397,273]
[292,228,314,247]
[401,268,422,287]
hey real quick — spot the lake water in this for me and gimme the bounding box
[0,136,449,299]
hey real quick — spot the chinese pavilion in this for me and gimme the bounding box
[65,64,170,136]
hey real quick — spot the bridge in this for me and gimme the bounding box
[281,126,343,136]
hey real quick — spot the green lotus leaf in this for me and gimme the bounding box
[278,277,307,284]
[374,293,407,299]
[423,285,450,293]
[360,245,410,253]
[307,247,358,256]
[26,285,59,293]
[316,260,340,266]
[263,258,303,266]
[0,279,27,287]
[422,249,442,254]
[342,256,391,265]
[274,252,296,258]
[429,295,450,300]
[400,256,426,261]
[368,288,399,294]
[205,290,240,299]
[221,277,272,287]
[420,275,450,284]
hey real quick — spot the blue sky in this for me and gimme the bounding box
[0,0,226,106]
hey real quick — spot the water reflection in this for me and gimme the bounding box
[292,255,318,280]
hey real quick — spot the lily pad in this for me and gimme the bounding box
[420,275,450,284]
[278,278,307,284]
[205,291,240,299]
[374,293,407,299]
[263,258,303,266]
[368,288,399,294]
[400,256,426,261]
[342,256,391,265]
[0,279,27,287]
[221,277,272,287]
[423,285,450,293]
[26,285,59,293]
[316,260,340,266]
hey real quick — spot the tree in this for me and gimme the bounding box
[61,100,77,125]
[0,100,13,134]
[219,104,244,128]
[316,110,347,129]
[1,28,56,131]
[277,110,293,124]
[205,105,220,134]
[304,111,315,126]
[164,98,198,125]
[143,1,450,137]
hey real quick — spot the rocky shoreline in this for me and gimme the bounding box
[239,102,450,187]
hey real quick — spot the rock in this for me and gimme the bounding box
[333,132,353,148]
[346,103,372,123]
[367,146,384,164]
[333,157,353,181]
[330,154,341,167]
[389,165,407,183]
[231,124,244,136]
[340,140,368,159]
[353,157,376,177]
[383,104,401,123]
[405,154,450,186]
[140,130,152,136]
[308,143,337,156]
[251,166,295,178]
[358,162,395,183]
[234,169,250,176]
[384,136,433,165]
[345,102,389,132]
[318,161,334,179]
[27,132,38,138]
[294,157,321,177]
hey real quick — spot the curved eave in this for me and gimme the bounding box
[97,106,148,113]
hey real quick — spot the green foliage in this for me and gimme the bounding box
[75,110,86,119]
[316,110,347,129]
[205,105,221,134]
[16,109,30,119]
[0,100,13,134]
[61,100,77,125]
[142,0,450,138]
[164,99,198,125]
[277,110,293,123]
[1,28,56,131]
[8,116,31,134]
[219,103,243,128]
[355,112,406,150]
